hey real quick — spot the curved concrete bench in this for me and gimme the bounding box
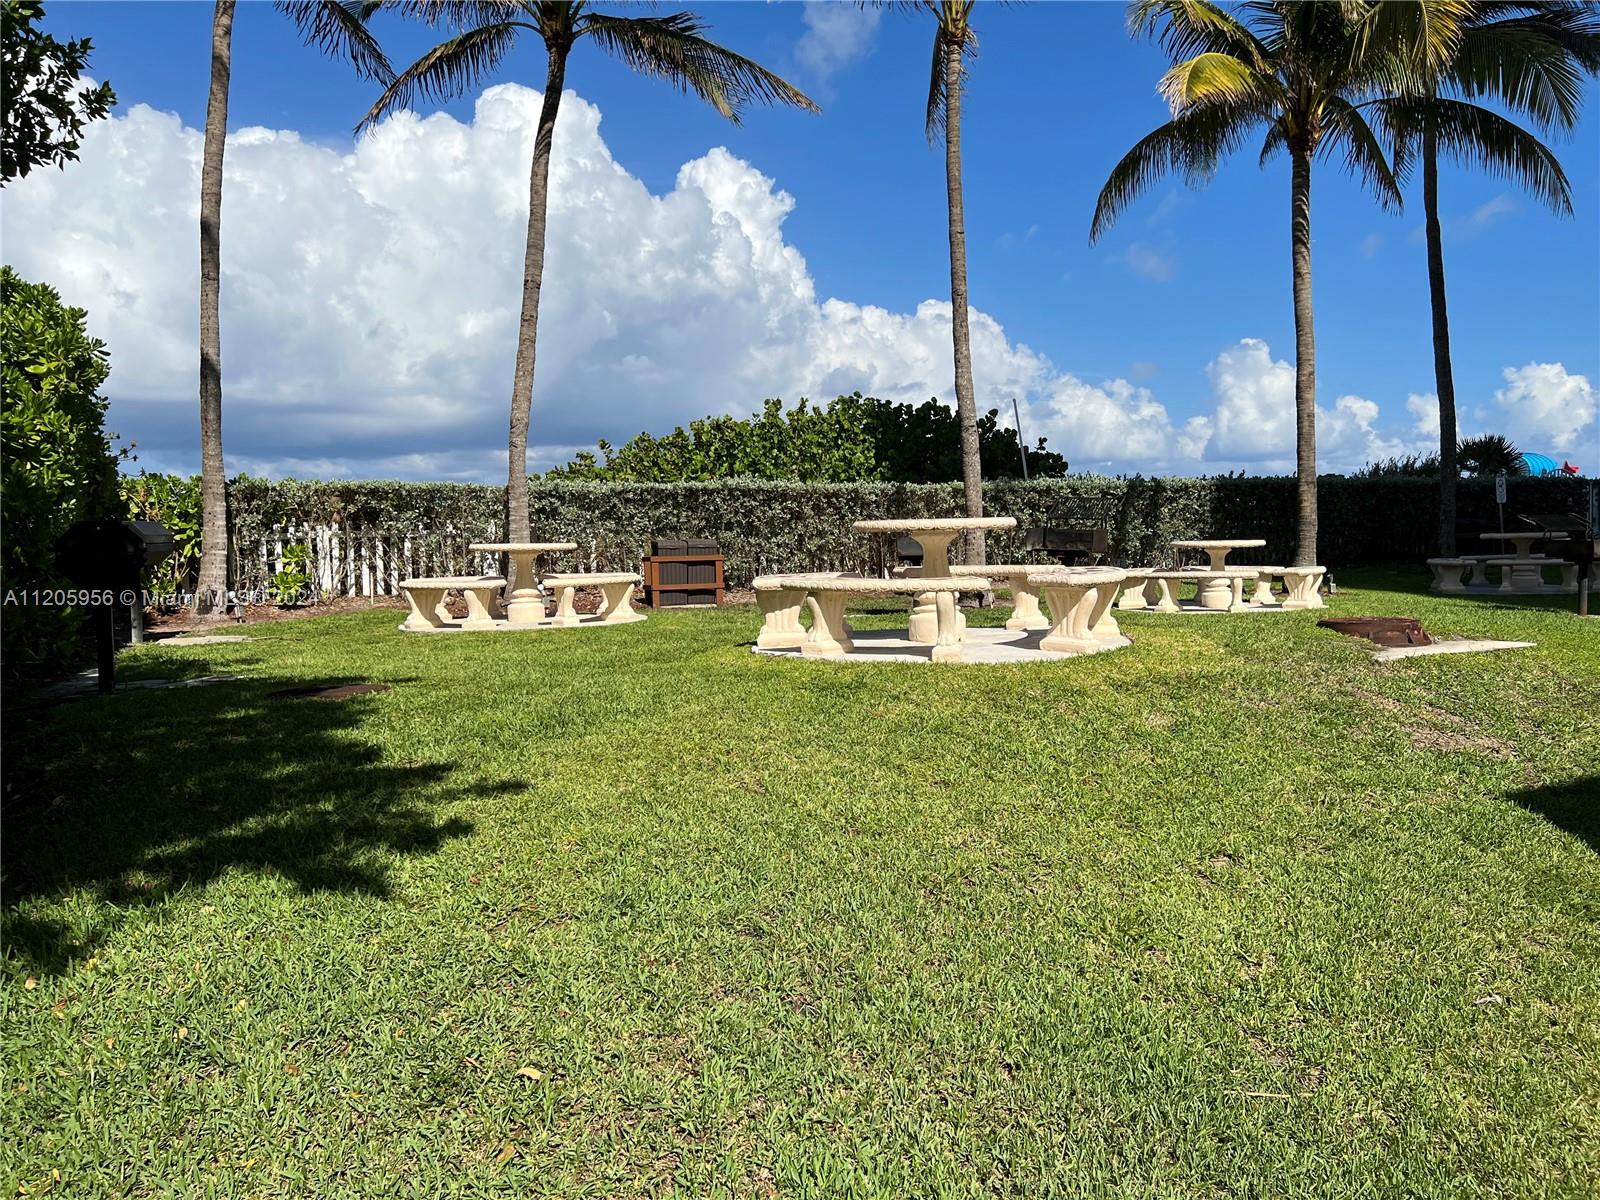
[1278,566,1327,609]
[400,575,506,631]
[1113,567,1160,611]
[540,572,644,626]
[1024,567,1128,653]
[752,572,862,649]
[949,564,1048,630]
[1148,568,1259,612]
[1426,558,1472,594]
[758,573,987,661]
[1477,555,1578,594]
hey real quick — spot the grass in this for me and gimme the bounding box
[3,567,1597,1198]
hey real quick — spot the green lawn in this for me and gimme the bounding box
[4,568,1597,1198]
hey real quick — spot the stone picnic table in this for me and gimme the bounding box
[1479,530,1570,592]
[1170,538,1266,570]
[852,517,1016,643]
[1480,530,1566,558]
[468,542,578,625]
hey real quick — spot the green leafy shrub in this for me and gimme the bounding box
[122,471,201,601]
[549,394,1068,483]
[1,266,122,675]
[269,543,315,607]
[1,0,117,183]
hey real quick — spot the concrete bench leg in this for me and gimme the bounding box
[1151,578,1180,614]
[599,580,641,623]
[402,585,450,631]
[1228,576,1252,613]
[803,593,853,657]
[1561,563,1579,592]
[1429,563,1466,594]
[1468,560,1490,587]
[1089,584,1122,641]
[461,585,501,629]
[1250,573,1278,606]
[932,591,963,662]
[1007,580,1049,631]
[1282,571,1326,610]
[1116,579,1150,611]
[757,589,807,648]
[549,584,581,627]
[1039,583,1099,654]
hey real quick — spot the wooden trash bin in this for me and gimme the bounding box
[643,539,724,608]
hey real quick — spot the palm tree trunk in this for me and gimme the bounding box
[195,0,235,616]
[944,38,985,564]
[1422,123,1457,556]
[503,44,567,591]
[1289,145,1318,567]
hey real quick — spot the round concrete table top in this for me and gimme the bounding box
[468,542,578,552]
[1170,538,1266,570]
[1169,539,1265,551]
[759,573,988,593]
[1025,567,1127,587]
[852,517,1017,533]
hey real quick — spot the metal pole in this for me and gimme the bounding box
[96,605,116,694]
[129,592,145,644]
[1011,396,1029,481]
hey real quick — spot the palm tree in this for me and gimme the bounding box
[194,1,391,615]
[1457,432,1527,477]
[1091,1,1465,567]
[897,1,988,562]
[1372,2,1600,554]
[361,2,817,591]
[194,0,235,615]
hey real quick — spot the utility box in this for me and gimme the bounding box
[643,539,724,608]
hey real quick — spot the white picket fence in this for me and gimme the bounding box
[241,521,618,599]
[242,521,497,599]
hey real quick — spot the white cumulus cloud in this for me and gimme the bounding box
[1406,392,1440,440]
[1486,362,1597,453]
[795,2,881,81]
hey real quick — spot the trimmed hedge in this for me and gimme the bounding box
[3,268,122,675]
[128,473,1591,591]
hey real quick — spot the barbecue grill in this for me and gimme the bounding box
[1518,511,1597,616]
[1023,526,1109,567]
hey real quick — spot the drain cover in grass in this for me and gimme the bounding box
[270,683,391,700]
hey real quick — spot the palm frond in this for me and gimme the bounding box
[1158,50,1274,115]
[1258,120,1287,166]
[1365,93,1418,181]
[276,0,394,80]
[1448,11,1600,130]
[1321,94,1404,210]
[357,18,529,132]
[1129,0,1270,72]
[1090,103,1259,242]
[383,0,522,29]
[1347,0,1472,79]
[579,11,817,124]
[1427,94,1573,212]
[926,25,950,139]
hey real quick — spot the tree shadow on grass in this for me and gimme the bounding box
[2,666,476,975]
[1506,774,1599,854]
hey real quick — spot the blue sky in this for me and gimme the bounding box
[9,0,1599,480]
